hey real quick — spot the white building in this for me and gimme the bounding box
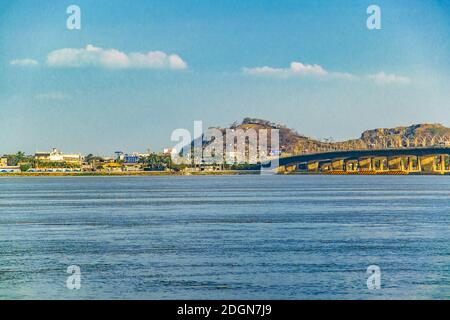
[35,148,83,164]
[163,148,177,155]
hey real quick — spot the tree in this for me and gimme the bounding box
[85,154,104,164]
[7,151,27,166]
[20,164,31,172]
[142,153,172,170]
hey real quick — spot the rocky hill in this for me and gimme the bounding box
[208,119,450,156]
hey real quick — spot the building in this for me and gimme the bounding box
[0,156,22,173]
[35,148,83,164]
[0,165,21,173]
[0,157,8,167]
[163,148,177,155]
[123,154,141,164]
[103,162,123,172]
[116,152,149,163]
[123,163,142,172]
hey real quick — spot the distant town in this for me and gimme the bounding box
[0,148,204,174]
[0,147,268,174]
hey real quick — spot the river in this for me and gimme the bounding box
[0,175,449,299]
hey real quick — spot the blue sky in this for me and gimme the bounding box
[1,0,449,155]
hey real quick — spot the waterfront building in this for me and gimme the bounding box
[123,163,142,172]
[0,157,8,167]
[35,148,83,164]
[103,162,123,172]
[123,154,140,164]
[115,151,149,163]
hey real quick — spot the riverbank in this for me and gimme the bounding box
[1,171,448,177]
[0,170,263,177]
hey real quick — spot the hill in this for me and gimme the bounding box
[208,119,450,156]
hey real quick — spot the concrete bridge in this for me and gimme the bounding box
[267,147,450,174]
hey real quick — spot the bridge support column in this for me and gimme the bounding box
[276,166,286,174]
[285,165,297,173]
[372,157,387,172]
[345,160,358,172]
[439,155,447,173]
[407,156,421,173]
[320,162,332,172]
[379,159,385,171]
[358,158,372,171]
[419,156,438,173]
[388,157,404,171]
[331,159,345,171]
[307,161,319,172]
[406,157,413,172]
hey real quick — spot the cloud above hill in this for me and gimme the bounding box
[243,61,353,80]
[243,60,410,85]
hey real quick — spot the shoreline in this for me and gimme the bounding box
[0,170,262,177]
[0,170,447,177]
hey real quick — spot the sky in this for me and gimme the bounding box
[0,0,449,155]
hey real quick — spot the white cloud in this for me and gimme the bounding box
[243,60,354,80]
[243,60,411,85]
[10,59,39,67]
[368,72,411,85]
[289,61,327,75]
[243,61,327,77]
[34,92,70,100]
[46,44,187,70]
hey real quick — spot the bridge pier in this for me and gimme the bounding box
[419,156,438,173]
[285,165,297,173]
[307,161,319,172]
[417,157,422,172]
[438,154,448,173]
[331,159,345,171]
[405,156,421,173]
[372,157,387,172]
[320,162,332,172]
[345,160,358,172]
[405,157,413,172]
[277,165,297,173]
[358,158,372,171]
[388,157,404,171]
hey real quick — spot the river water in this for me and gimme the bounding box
[0,175,449,299]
